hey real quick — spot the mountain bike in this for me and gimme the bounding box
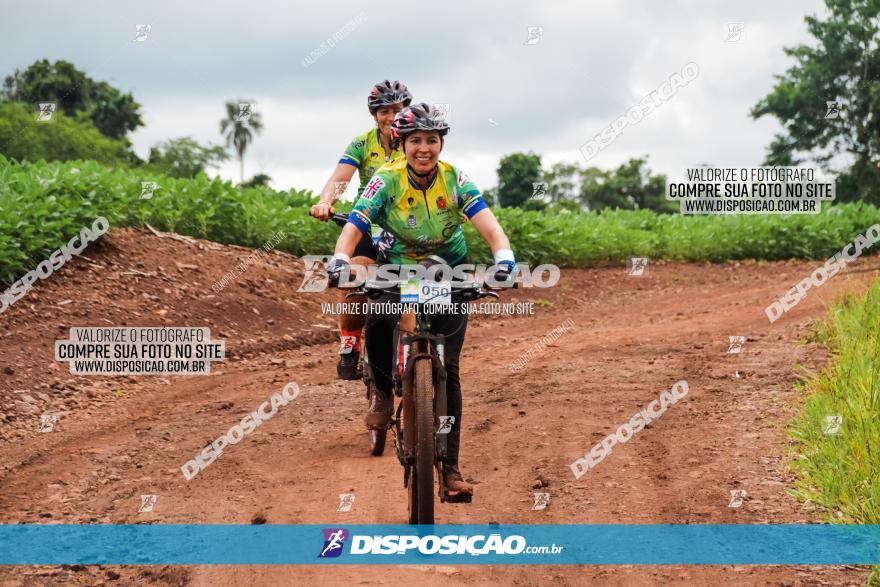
[326,214,505,522]
[346,276,499,524]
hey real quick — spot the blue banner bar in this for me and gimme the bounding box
[1,524,879,565]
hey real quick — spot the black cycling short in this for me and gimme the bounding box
[352,229,377,260]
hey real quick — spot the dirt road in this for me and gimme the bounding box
[1,228,878,585]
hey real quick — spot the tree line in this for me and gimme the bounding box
[2,0,879,208]
[484,153,674,213]
[0,59,268,186]
[489,0,880,210]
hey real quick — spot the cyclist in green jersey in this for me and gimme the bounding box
[310,80,411,380]
[328,103,517,497]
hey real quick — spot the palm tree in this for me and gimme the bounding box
[220,100,264,184]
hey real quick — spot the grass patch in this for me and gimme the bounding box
[788,281,880,582]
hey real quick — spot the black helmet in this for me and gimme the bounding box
[390,103,450,141]
[367,80,412,111]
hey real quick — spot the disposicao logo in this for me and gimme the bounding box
[319,528,349,558]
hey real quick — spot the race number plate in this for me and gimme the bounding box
[419,279,452,305]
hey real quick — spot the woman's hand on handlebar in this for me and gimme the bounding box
[309,202,335,221]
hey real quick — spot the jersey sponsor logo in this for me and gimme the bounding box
[377,231,395,254]
[370,151,378,159]
[352,209,372,226]
[457,170,470,187]
[437,196,447,209]
[367,166,375,176]
[407,214,417,227]
[415,234,444,246]
[462,194,483,213]
[407,196,415,207]
[362,176,385,201]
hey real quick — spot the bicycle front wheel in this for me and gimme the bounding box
[412,357,435,524]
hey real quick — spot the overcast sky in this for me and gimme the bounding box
[2,0,828,199]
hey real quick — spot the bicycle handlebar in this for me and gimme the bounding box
[344,282,502,302]
[323,212,515,297]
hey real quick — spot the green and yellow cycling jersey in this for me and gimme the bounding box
[347,158,488,265]
[338,127,404,196]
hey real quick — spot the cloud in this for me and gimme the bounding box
[1,0,829,193]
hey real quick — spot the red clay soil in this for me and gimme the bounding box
[1,227,879,586]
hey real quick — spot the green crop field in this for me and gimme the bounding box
[2,156,880,285]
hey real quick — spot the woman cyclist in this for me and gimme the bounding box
[327,103,517,498]
[310,80,412,380]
